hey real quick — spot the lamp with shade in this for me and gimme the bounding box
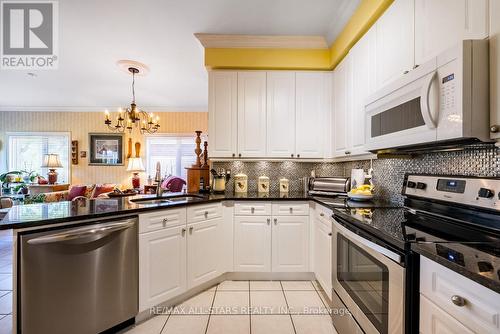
[41,154,63,184]
[126,157,145,189]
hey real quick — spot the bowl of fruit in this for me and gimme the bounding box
[348,184,374,201]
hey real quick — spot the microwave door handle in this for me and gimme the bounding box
[420,71,438,129]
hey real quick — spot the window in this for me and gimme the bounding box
[7,132,71,183]
[145,134,204,180]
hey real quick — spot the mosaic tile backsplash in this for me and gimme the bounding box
[213,146,500,205]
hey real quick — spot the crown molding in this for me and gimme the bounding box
[195,33,328,49]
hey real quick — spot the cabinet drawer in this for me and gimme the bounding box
[272,202,309,216]
[139,208,187,234]
[315,204,333,222]
[234,202,272,216]
[420,256,500,333]
[187,203,223,223]
[420,294,474,334]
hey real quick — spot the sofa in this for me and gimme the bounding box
[25,184,118,204]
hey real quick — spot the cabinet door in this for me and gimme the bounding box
[187,218,221,289]
[349,28,376,156]
[209,71,238,158]
[237,72,267,157]
[295,72,330,158]
[375,0,414,89]
[332,56,351,157]
[314,218,332,298]
[266,71,296,158]
[272,216,309,272]
[415,0,489,65]
[139,226,187,311]
[234,216,271,272]
[491,0,500,139]
[420,295,475,334]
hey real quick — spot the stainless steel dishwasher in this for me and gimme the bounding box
[19,217,138,334]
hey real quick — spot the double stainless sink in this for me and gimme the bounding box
[130,194,206,206]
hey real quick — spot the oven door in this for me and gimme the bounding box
[332,221,405,334]
[365,57,440,152]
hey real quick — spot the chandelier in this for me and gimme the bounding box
[104,66,160,134]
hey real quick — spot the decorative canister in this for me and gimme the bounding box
[234,173,248,193]
[258,176,270,193]
[279,178,289,193]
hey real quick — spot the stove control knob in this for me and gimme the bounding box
[478,188,494,199]
[416,182,427,190]
[477,261,493,273]
[406,181,416,188]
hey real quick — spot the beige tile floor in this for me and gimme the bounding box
[125,280,337,334]
[0,229,12,334]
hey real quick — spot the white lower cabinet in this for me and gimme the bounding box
[139,224,187,312]
[420,295,474,334]
[313,212,332,299]
[234,216,272,272]
[234,202,310,273]
[419,256,500,333]
[272,216,309,272]
[187,217,222,289]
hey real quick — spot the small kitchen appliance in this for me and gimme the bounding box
[307,177,351,196]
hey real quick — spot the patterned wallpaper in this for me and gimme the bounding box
[213,145,500,204]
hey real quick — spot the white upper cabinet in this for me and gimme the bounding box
[332,56,351,157]
[490,0,500,139]
[208,71,237,158]
[415,0,489,65]
[295,72,330,158]
[237,72,267,158]
[375,0,415,89]
[348,27,376,156]
[266,72,296,157]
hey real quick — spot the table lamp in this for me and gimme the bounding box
[41,154,63,184]
[126,157,145,189]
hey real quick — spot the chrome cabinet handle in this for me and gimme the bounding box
[345,151,351,155]
[451,295,466,307]
[328,232,332,236]
[403,70,409,74]
[291,154,294,158]
[320,213,325,217]
[204,211,209,217]
[491,125,499,133]
[274,218,278,225]
[232,153,235,157]
[251,207,255,214]
[297,154,300,158]
[162,218,168,225]
[413,64,419,69]
[189,226,194,234]
[181,228,186,236]
[267,218,270,225]
[238,153,242,158]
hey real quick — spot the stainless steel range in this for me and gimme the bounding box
[330,173,500,334]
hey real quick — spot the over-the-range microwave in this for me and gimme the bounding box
[365,40,490,154]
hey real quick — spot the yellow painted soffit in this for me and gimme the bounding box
[204,48,331,71]
[329,0,394,69]
[203,0,394,71]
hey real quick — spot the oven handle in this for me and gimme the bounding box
[420,70,438,129]
[333,219,402,264]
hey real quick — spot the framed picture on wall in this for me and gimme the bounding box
[88,133,124,166]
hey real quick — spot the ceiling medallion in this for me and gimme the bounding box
[104,62,159,134]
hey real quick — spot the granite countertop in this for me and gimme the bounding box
[0,191,397,230]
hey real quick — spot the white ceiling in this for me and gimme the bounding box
[0,0,359,112]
